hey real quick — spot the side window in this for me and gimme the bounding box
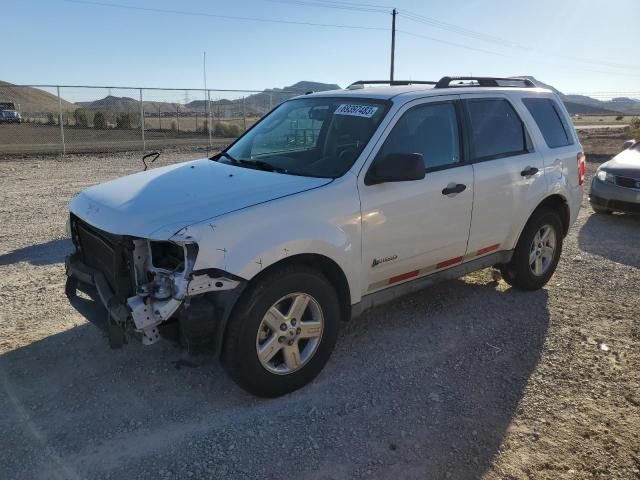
[465,99,528,161]
[522,97,573,148]
[376,102,461,170]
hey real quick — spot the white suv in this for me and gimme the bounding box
[65,77,585,397]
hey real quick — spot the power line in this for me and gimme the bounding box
[59,0,389,31]
[52,0,640,79]
[262,0,640,73]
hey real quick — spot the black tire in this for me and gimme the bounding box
[499,209,563,291]
[591,204,611,214]
[222,264,340,397]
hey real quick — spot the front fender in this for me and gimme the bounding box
[171,176,363,303]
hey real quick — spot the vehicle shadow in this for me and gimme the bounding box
[578,212,640,267]
[0,275,549,480]
[0,238,72,266]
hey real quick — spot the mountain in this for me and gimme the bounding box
[0,81,77,113]
[522,76,637,115]
[3,78,637,117]
[76,95,190,113]
[77,81,341,115]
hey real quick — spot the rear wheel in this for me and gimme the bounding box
[222,265,340,397]
[499,209,563,291]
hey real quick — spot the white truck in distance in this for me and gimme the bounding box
[66,76,585,397]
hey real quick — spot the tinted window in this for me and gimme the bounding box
[522,97,572,148]
[377,102,460,170]
[466,99,527,160]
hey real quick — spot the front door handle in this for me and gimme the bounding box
[442,183,466,195]
[521,166,539,176]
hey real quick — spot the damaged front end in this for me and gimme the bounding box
[65,214,243,350]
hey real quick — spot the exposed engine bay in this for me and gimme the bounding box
[66,215,241,348]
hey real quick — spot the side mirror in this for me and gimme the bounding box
[365,153,425,186]
[623,139,636,150]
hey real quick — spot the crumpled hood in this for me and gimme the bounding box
[69,158,332,239]
[601,147,640,178]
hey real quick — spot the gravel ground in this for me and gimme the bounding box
[0,149,638,479]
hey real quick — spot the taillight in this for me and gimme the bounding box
[577,152,586,185]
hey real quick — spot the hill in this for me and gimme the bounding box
[522,76,636,115]
[77,81,341,115]
[0,81,77,113]
[76,95,190,113]
[3,78,637,117]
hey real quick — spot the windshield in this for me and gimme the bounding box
[221,97,389,178]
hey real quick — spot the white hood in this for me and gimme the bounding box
[69,158,332,239]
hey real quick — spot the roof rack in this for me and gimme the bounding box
[434,76,536,89]
[347,80,437,89]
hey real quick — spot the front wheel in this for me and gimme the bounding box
[499,209,563,291]
[222,265,340,397]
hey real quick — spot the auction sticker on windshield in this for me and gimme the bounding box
[334,104,379,118]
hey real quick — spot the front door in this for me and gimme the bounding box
[359,97,474,295]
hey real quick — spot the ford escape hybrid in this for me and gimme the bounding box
[66,76,584,397]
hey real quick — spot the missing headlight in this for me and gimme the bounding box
[150,241,185,271]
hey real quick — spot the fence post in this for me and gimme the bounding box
[57,86,66,156]
[176,104,180,132]
[158,105,162,131]
[207,89,213,149]
[242,96,247,132]
[139,88,146,152]
[269,92,273,112]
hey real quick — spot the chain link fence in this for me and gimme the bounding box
[0,84,307,157]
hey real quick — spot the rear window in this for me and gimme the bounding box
[522,97,573,148]
[465,98,528,160]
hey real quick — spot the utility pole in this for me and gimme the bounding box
[390,8,396,83]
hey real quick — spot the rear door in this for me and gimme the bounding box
[520,95,582,190]
[359,96,474,294]
[461,94,547,254]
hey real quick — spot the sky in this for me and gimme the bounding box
[2,0,639,101]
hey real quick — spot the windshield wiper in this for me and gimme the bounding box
[212,151,287,173]
[238,159,287,174]
[211,151,239,164]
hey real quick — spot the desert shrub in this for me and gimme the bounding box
[629,117,640,137]
[46,113,57,125]
[615,115,623,121]
[115,112,139,129]
[73,108,90,128]
[214,121,242,137]
[93,111,107,129]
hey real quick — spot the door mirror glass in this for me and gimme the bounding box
[623,139,636,150]
[365,153,425,185]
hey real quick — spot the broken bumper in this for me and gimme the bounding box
[65,252,129,325]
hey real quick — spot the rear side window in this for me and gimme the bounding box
[522,97,573,148]
[465,99,528,161]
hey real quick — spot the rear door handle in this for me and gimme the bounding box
[521,166,539,176]
[442,183,466,195]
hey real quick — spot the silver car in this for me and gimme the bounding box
[590,140,640,214]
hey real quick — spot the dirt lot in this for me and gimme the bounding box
[0,123,235,155]
[0,144,638,479]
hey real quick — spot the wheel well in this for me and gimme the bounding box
[535,194,570,237]
[248,254,352,323]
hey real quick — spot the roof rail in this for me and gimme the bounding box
[434,76,536,89]
[347,80,437,90]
